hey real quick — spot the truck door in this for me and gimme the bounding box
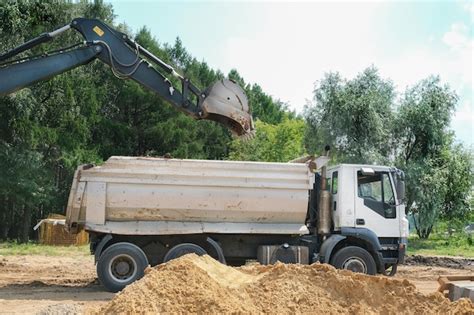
[330,170,340,229]
[354,170,399,237]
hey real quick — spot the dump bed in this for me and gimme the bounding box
[66,156,315,235]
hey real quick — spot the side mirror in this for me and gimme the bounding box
[394,170,405,202]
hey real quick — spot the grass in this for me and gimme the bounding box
[0,242,90,256]
[407,234,474,258]
[1,232,473,258]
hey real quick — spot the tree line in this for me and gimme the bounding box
[0,1,471,242]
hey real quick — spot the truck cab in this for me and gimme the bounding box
[323,164,409,275]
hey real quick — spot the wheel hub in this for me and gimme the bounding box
[342,258,367,273]
[115,261,130,275]
[109,254,137,282]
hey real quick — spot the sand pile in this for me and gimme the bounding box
[95,254,474,314]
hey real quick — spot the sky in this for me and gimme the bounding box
[108,0,473,146]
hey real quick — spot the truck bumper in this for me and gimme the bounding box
[398,237,407,264]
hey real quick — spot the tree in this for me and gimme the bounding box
[394,76,457,164]
[394,76,459,238]
[406,159,447,239]
[0,0,289,241]
[228,118,306,162]
[304,67,395,163]
[440,144,473,222]
[304,68,469,239]
[0,142,55,242]
[0,0,114,241]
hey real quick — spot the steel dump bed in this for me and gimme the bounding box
[66,156,314,235]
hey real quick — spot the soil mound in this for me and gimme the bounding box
[95,254,474,314]
[405,255,474,269]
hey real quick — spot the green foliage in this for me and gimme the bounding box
[304,67,394,163]
[441,145,472,221]
[407,219,474,257]
[407,160,448,238]
[0,1,470,245]
[227,69,293,125]
[0,1,288,242]
[0,242,89,256]
[228,119,306,162]
[0,1,115,242]
[304,68,472,239]
[407,236,474,257]
[394,77,464,238]
[394,76,457,163]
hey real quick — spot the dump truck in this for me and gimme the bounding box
[1,18,409,293]
[65,153,409,292]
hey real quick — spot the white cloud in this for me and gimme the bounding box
[462,1,474,15]
[442,22,470,51]
[214,3,473,144]
[384,23,473,145]
[216,3,381,109]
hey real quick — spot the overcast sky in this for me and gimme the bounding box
[108,0,473,146]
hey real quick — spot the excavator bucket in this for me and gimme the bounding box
[200,79,255,139]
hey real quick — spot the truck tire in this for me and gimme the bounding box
[97,242,148,292]
[330,246,377,275]
[163,243,207,263]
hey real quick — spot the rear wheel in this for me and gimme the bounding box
[163,243,207,263]
[330,246,377,275]
[97,242,148,292]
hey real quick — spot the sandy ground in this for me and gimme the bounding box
[0,254,472,314]
[0,255,113,314]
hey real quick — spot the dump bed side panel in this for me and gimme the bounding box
[70,157,314,235]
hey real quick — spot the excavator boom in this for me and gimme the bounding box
[0,18,254,137]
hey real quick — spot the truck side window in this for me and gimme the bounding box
[357,171,396,219]
[332,171,338,194]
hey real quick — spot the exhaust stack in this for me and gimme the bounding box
[318,145,332,236]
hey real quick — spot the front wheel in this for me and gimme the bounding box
[330,246,377,275]
[97,242,148,292]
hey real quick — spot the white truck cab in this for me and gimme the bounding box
[315,164,409,276]
[327,164,409,239]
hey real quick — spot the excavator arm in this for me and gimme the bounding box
[0,18,254,137]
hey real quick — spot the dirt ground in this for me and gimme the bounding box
[0,254,472,314]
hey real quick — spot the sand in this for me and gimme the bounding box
[93,254,474,314]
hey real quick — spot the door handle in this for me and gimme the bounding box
[356,218,365,225]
